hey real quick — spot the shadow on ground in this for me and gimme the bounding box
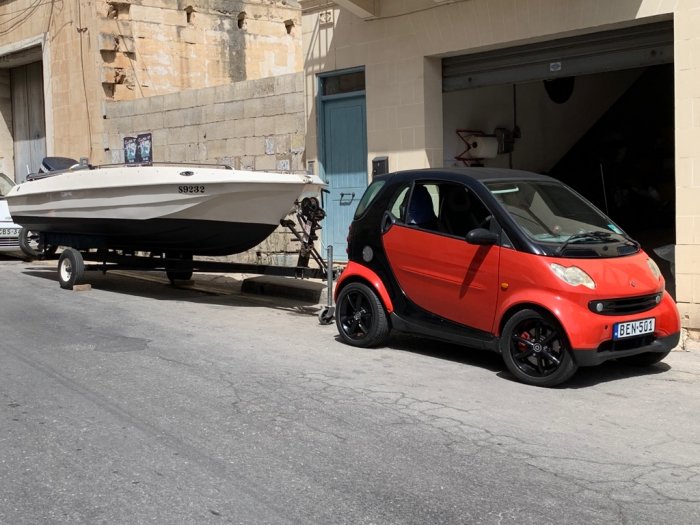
[352,333,674,388]
[20,262,323,317]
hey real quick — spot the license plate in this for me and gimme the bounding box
[0,228,19,237]
[613,318,655,340]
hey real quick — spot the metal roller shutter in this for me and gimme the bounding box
[442,20,673,92]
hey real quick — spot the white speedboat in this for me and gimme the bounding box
[6,160,325,256]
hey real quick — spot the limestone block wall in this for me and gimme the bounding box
[102,72,309,262]
[0,0,301,178]
[96,0,302,100]
[0,0,97,165]
[672,1,700,333]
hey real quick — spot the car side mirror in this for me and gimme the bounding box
[466,228,498,246]
[381,211,396,233]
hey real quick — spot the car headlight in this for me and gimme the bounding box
[549,263,596,289]
[647,257,662,280]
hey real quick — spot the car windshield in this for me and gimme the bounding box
[0,173,15,198]
[485,180,635,254]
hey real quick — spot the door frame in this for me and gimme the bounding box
[316,66,368,256]
[0,34,53,181]
[317,66,367,185]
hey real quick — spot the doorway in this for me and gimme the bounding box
[319,68,367,261]
[11,61,46,181]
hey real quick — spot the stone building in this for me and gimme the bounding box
[0,0,302,179]
[300,0,700,335]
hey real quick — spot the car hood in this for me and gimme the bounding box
[558,251,663,296]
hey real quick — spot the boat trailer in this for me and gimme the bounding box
[35,197,337,322]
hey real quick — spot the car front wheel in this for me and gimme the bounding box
[500,309,578,387]
[335,282,389,348]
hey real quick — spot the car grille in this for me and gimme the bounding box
[0,238,18,247]
[598,334,655,352]
[588,293,662,315]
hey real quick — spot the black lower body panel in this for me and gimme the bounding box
[389,312,499,352]
[572,332,680,366]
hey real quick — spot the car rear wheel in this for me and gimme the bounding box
[500,309,578,387]
[336,282,389,348]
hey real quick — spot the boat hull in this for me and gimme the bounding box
[6,165,324,255]
[14,216,276,255]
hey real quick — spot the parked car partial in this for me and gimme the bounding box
[334,168,680,387]
[0,173,21,254]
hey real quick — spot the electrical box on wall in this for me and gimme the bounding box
[372,156,389,176]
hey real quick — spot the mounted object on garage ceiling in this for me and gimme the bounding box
[442,20,673,92]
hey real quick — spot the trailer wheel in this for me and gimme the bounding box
[318,306,335,325]
[19,228,57,259]
[58,248,85,289]
[165,252,194,283]
[166,269,193,283]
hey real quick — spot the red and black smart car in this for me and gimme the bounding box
[333,168,680,387]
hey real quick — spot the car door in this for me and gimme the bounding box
[381,181,500,333]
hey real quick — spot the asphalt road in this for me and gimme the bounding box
[0,257,698,524]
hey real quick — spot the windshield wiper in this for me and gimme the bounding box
[556,231,614,255]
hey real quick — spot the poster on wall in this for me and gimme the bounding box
[123,133,153,165]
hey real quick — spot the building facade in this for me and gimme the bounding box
[301,0,700,335]
[0,0,302,179]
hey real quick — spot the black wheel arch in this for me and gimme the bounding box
[335,275,392,326]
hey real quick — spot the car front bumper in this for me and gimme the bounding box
[571,331,680,366]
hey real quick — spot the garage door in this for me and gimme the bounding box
[443,20,673,91]
[11,61,46,181]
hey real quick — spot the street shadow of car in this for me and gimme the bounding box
[340,332,674,387]
[366,334,505,372]
[549,360,672,389]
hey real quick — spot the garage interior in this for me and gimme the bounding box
[442,20,676,297]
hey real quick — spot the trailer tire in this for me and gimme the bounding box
[166,269,193,283]
[58,248,85,289]
[19,228,57,259]
[165,252,194,283]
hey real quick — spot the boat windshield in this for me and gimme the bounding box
[0,173,15,198]
[485,180,638,257]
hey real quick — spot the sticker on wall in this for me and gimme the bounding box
[124,133,153,165]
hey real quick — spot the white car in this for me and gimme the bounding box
[0,173,22,254]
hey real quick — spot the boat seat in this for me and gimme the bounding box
[41,157,79,172]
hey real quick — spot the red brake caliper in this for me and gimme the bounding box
[517,331,531,351]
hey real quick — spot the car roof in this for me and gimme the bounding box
[376,167,556,185]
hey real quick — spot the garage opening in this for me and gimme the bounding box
[442,20,676,296]
[0,46,46,182]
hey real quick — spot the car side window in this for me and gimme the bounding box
[388,186,410,222]
[395,181,492,237]
[438,183,491,238]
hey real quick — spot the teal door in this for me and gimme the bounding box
[321,94,367,260]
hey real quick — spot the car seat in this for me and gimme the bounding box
[407,185,439,230]
[441,187,478,237]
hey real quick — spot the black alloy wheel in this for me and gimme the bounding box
[335,282,389,348]
[500,309,577,387]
